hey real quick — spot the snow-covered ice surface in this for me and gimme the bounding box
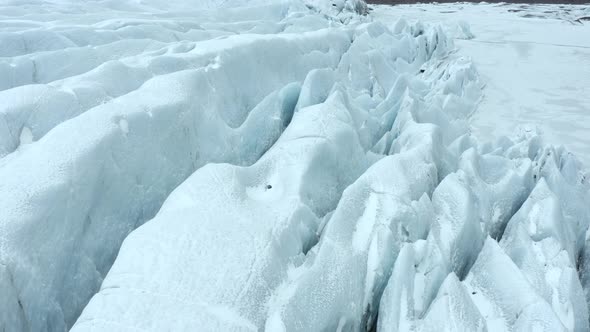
[0,0,589,331]
[372,2,590,168]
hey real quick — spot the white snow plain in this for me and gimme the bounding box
[0,0,589,331]
[373,2,590,168]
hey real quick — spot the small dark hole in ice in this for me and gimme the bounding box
[472,291,476,295]
[420,69,425,73]
[266,184,272,190]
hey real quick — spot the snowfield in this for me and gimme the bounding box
[373,2,590,167]
[0,0,589,331]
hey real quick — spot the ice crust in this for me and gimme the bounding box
[0,0,589,331]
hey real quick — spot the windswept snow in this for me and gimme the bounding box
[0,1,589,332]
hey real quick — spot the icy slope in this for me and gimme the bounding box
[0,1,357,330]
[71,15,461,332]
[1,1,590,332]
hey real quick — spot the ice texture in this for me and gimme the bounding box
[1,1,590,332]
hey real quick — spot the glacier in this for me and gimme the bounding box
[0,0,589,331]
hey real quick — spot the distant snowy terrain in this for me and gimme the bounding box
[374,2,590,168]
[0,1,589,331]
